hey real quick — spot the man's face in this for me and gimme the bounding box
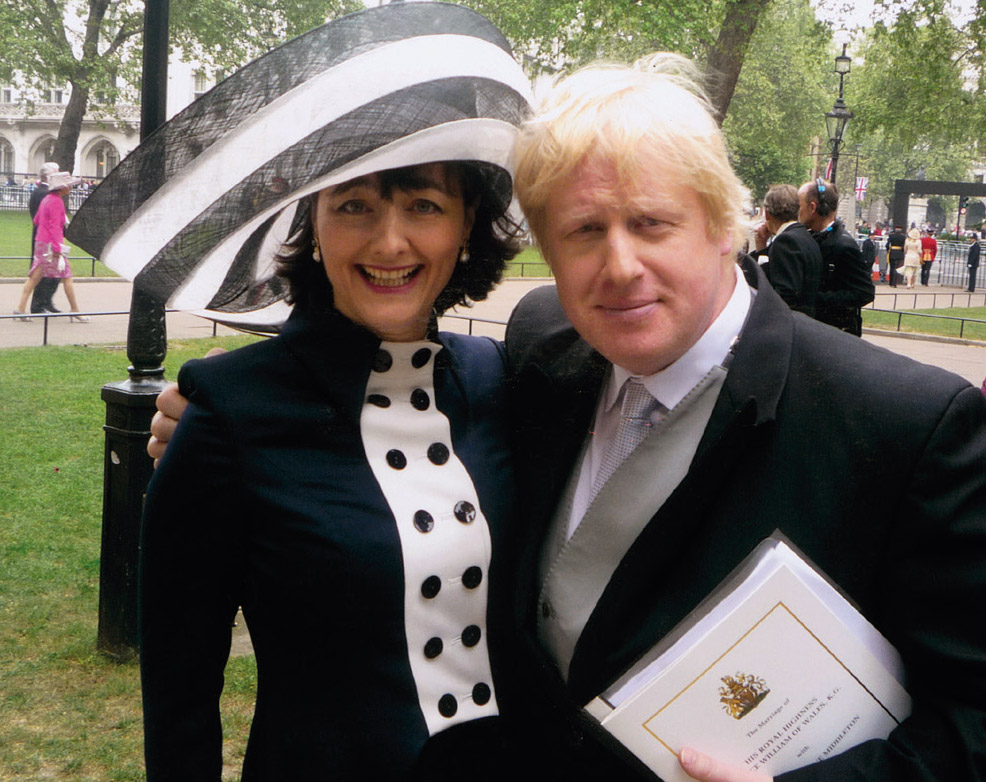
[541,156,736,376]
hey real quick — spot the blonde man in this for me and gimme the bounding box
[505,54,986,782]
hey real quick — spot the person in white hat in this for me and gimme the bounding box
[27,162,64,314]
[15,169,88,321]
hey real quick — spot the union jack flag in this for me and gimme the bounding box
[855,177,869,201]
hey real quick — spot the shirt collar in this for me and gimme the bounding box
[604,263,752,412]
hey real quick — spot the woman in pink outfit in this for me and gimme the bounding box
[15,170,89,322]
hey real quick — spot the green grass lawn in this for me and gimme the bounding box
[0,211,115,278]
[0,336,262,781]
[863,306,986,340]
[505,245,551,277]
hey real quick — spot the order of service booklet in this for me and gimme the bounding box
[584,534,912,781]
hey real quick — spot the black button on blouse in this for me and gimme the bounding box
[413,510,434,533]
[438,693,458,718]
[424,637,444,659]
[462,566,482,589]
[367,394,391,408]
[411,348,432,368]
[410,388,430,410]
[421,576,442,599]
[454,501,475,523]
[461,625,481,648]
[472,683,491,705]
[372,349,393,372]
[427,443,450,465]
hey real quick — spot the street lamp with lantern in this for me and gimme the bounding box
[825,43,853,184]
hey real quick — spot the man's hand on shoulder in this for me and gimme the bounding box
[147,347,227,466]
[679,748,773,782]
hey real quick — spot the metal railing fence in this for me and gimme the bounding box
[860,237,980,289]
[0,184,91,212]
[0,309,221,346]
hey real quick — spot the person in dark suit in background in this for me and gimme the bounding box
[885,225,906,288]
[28,162,62,314]
[752,184,822,317]
[503,54,986,782]
[968,236,981,292]
[797,179,874,335]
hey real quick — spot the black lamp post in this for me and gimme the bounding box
[96,0,170,661]
[825,43,853,184]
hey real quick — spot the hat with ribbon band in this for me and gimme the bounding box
[67,2,533,333]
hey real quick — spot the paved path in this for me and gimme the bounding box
[2,277,985,386]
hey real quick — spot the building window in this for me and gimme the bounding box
[1,88,11,104]
[43,86,65,104]
[94,142,120,179]
[0,138,14,178]
[193,72,208,100]
[40,139,56,165]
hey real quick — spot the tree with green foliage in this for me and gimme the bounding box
[721,0,832,199]
[0,0,362,174]
[845,0,984,217]
[459,0,772,120]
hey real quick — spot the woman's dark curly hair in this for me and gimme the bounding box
[275,162,522,316]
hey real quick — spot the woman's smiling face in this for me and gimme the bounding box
[314,164,475,342]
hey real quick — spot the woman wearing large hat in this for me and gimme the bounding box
[69,4,532,778]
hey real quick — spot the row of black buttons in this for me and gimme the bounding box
[372,347,433,374]
[367,388,431,411]
[385,442,449,470]
[437,683,491,718]
[420,566,483,599]
[424,625,482,661]
[412,501,476,534]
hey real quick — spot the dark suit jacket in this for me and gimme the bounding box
[886,231,907,266]
[970,241,981,270]
[501,258,986,781]
[813,220,874,336]
[141,306,515,781]
[763,222,823,317]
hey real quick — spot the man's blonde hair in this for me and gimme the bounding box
[513,53,750,255]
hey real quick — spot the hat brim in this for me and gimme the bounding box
[67,2,532,334]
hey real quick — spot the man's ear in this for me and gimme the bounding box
[718,230,734,257]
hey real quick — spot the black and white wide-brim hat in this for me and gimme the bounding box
[67,2,533,333]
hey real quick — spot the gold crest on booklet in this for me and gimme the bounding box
[719,673,770,719]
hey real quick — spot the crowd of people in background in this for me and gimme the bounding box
[752,183,984,329]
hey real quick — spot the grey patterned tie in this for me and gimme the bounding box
[590,379,659,500]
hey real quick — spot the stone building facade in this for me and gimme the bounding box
[0,60,212,184]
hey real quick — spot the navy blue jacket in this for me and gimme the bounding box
[140,305,514,781]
